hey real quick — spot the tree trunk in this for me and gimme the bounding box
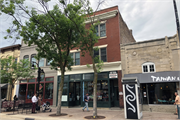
[56,70,65,115]
[93,72,98,118]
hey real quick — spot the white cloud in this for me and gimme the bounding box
[0,0,180,48]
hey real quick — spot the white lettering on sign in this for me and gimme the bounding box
[151,76,180,82]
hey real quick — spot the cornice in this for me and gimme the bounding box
[84,10,118,24]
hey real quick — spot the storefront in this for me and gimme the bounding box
[57,71,120,108]
[18,77,54,105]
[0,83,8,99]
[124,71,180,107]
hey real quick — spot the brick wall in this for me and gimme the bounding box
[118,13,136,44]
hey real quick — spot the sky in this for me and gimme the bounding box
[0,0,180,48]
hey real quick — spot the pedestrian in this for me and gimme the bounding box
[32,93,38,113]
[174,92,180,115]
[82,93,90,112]
[13,95,18,101]
[13,95,18,110]
[36,94,42,111]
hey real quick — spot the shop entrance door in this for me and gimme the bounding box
[110,79,119,107]
[69,82,81,106]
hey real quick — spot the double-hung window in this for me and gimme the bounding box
[142,62,155,73]
[70,52,80,65]
[94,48,107,62]
[46,59,53,66]
[31,54,36,66]
[95,23,106,37]
[39,58,45,67]
[23,55,29,68]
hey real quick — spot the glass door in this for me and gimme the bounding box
[75,82,80,106]
[69,82,81,106]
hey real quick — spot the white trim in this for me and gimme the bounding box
[100,20,107,24]
[142,62,156,73]
[57,61,121,75]
[84,10,118,24]
[123,85,127,119]
[135,84,140,119]
[93,44,108,49]
[70,49,80,53]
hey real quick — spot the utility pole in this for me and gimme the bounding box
[173,0,180,42]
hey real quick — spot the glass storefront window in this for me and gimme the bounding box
[141,84,148,104]
[20,80,27,83]
[28,79,35,83]
[70,75,81,81]
[59,76,69,81]
[147,83,176,104]
[36,83,44,97]
[83,80,109,101]
[27,84,35,99]
[83,73,93,80]
[45,83,53,99]
[45,77,54,81]
[62,83,68,101]
[98,72,108,79]
[18,84,27,100]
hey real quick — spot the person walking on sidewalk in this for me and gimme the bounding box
[32,93,38,113]
[82,93,90,112]
[174,92,180,115]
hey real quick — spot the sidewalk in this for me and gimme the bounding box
[0,107,178,120]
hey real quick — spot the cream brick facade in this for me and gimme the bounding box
[120,33,180,113]
[0,44,21,100]
[121,33,180,76]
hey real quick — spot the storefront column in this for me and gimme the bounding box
[118,71,123,108]
[108,79,111,108]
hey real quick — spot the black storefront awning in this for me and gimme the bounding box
[124,71,180,83]
[0,83,8,89]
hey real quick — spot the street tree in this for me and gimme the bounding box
[0,0,87,115]
[63,0,105,118]
[0,56,35,100]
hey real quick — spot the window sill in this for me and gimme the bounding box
[142,72,156,74]
[99,36,107,39]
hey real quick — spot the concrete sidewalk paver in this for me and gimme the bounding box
[0,107,178,120]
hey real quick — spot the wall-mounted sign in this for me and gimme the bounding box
[124,71,180,83]
[109,71,118,78]
[119,92,123,95]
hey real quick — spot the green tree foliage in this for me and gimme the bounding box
[0,0,104,117]
[0,56,35,84]
[64,0,105,118]
[0,56,36,100]
[0,0,88,115]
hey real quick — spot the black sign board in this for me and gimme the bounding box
[125,84,138,119]
[124,71,180,83]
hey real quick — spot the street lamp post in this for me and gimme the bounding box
[32,61,45,97]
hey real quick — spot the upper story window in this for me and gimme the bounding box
[31,54,36,65]
[23,55,29,68]
[70,52,80,66]
[95,23,106,37]
[142,62,156,73]
[15,58,17,64]
[39,58,45,67]
[46,59,53,66]
[94,47,107,62]
[23,55,29,60]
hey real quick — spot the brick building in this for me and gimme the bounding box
[121,33,180,112]
[57,6,135,108]
[18,41,57,106]
[0,44,21,100]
